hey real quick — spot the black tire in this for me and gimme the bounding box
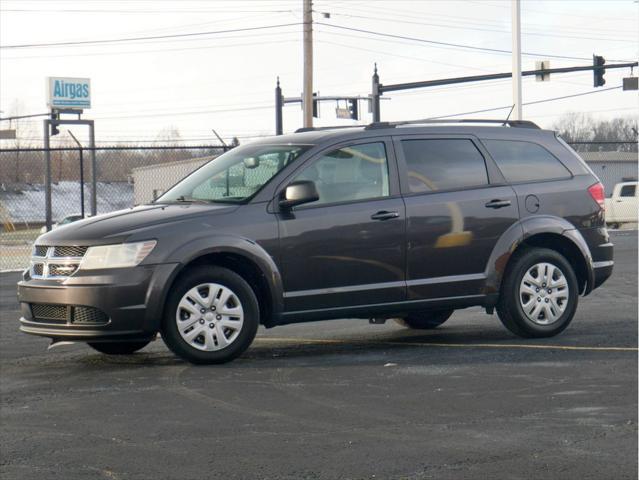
[161,266,259,364]
[396,309,454,329]
[88,340,151,355]
[497,247,579,338]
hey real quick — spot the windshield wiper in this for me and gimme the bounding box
[173,196,213,203]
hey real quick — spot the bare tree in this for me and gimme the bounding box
[5,100,40,182]
[552,113,638,152]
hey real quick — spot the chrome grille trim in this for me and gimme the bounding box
[30,245,87,280]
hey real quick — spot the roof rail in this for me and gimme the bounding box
[294,125,364,133]
[365,118,540,130]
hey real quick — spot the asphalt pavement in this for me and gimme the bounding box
[1,231,637,479]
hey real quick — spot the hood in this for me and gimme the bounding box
[38,203,238,245]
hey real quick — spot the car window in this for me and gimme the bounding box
[158,144,310,203]
[483,140,571,183]
[619,184,636,197]
[293,142,390,206]
[400,139,488,193]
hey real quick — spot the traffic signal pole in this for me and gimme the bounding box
[275,78,283,135]
[371,61,638,122]
[274,79,369,134]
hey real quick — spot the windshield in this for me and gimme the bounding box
[157,144,310,203]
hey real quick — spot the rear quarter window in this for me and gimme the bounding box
[483,139,571,183]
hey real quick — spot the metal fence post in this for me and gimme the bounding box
[88,120,97,216]
[43,119,52,231]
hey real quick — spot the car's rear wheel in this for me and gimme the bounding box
[161,266,259,364]
[497,248,578,338]
[396,309,454,329]
[88,340,151,355]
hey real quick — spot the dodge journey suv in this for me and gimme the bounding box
[18,119,613,364]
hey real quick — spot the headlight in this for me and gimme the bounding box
[79,240,157,270]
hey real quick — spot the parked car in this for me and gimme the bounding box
[18,119,613,364]
[39,214,86,233]
[604,181,638,229]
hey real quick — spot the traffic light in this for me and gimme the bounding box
[312,92,319,118]
[593,55,606,87]
[347,98,359,120]
[50,111,60,136]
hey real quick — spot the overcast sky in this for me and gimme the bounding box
[1,0,637,146]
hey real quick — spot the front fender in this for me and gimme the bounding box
[484,215,595,297]
[160,235,284,325]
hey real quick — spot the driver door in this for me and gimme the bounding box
[276,139,406,313]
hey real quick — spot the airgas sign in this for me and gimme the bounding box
[47,77,91,109]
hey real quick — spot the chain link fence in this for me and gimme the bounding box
[0,145,230,270]
[1,141,636,271]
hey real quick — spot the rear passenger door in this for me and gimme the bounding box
[394,135,519,301]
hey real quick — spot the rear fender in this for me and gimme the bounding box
[484,215,594,298]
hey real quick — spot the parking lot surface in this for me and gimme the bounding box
[1,231,637,480]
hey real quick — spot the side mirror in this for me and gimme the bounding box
[243,157,259,169]
[279,180,319,209]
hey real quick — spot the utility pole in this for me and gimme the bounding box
[511,0,522,120]
[302,0,313,128]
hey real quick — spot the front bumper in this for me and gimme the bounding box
[18,263,179,341]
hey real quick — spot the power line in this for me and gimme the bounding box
[428,86,624,120]
[318,0,637,38]
[93,105,274,121]
[0,22,302,49]
[2,36,300,60]
[324,11,635,43]
[0,113,50,121]
[2,8,295,14]
[316,23,625,61]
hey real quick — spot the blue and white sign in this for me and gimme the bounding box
[47,77,91,109]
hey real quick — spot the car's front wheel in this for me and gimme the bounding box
[161,266,259,364]
[497,248,578,338]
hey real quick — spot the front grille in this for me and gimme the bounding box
[53,246,88,258]
[31,245,87,279]
[29,304,109,326]
[48,264,80,277]
[31,304,69,323]
[72,306,109,325]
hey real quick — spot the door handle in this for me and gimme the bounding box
[485,199,512,209]
[371,210,400,220]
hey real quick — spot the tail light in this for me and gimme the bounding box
[588,182,605,211]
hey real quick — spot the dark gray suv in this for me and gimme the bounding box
[18,120,613,364]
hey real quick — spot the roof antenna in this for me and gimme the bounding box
[211,129,228,147]
[503,104,516,126]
